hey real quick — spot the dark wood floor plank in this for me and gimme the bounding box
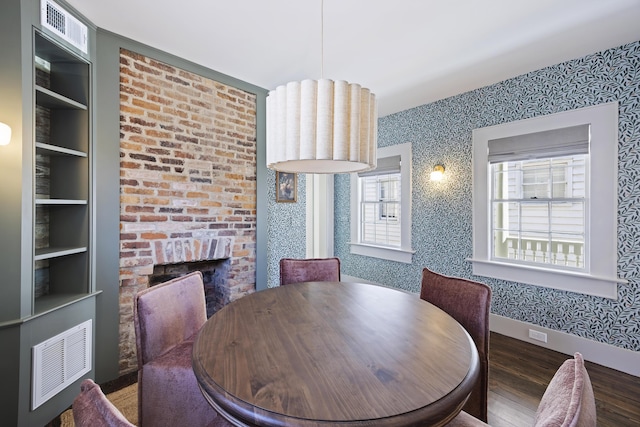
[487,390,535,427]
[488,332,640,427]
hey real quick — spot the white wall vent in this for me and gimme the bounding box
[32,319,92,410]
[40,0,88,54]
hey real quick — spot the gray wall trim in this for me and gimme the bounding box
[256,86,268,291]
[93,27,124,382]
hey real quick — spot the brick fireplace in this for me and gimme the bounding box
[118,49,257,373]
[149,257,231,317]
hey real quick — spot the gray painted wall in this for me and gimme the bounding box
[93,28,126,383]
[0,0,100,424]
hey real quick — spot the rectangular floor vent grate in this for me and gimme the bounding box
[32,319,92,410]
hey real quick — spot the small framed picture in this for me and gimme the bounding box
[276,172,297,203]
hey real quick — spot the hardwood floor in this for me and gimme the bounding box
[488,332,640,427]
[47,332,640,426]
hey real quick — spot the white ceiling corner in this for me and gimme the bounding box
[65,0,640,117]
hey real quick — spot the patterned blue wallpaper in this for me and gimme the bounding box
[266,41,639,351]
[333,41,640,352]
[266,171,307,287]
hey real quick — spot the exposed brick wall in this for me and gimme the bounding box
[118,49,257,373]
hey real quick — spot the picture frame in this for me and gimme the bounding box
[276,171,297,203]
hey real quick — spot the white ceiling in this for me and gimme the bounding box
[65,0,640,117]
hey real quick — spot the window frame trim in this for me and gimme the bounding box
[350,143,414,264]
[470,102,624,299]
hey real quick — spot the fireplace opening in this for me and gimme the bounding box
[149,259,231,317]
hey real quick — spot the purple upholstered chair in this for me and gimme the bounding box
[134,271,230,427]
[420,267,492,422]
[72,379,134,427]
[279,257,341,286]
[446,352,596,427]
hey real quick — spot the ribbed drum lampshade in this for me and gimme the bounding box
[266,79,377,174]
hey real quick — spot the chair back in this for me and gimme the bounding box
[279,257,341,286]
[73,379,134,427]
[134,271,207,366]
[534,352,596,427]
[444,353,596,427]
[420,267,492,422]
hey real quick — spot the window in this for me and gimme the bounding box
[490,123,588,271]
[350,143,414,263]
[492,156,586,269]
[471,102,623,299]
[360,172,401,246]
[378,175,400,221]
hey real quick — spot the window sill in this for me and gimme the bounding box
[467,258,624,299]
[349,243,414,264]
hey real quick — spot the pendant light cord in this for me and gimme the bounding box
[320,0,324,79]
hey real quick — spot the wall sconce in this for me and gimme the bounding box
[430,164,445,181]
[0,122,11,146]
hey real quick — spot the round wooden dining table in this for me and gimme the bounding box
[192,282,479,427]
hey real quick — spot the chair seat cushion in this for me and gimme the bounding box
[140,339,223,427]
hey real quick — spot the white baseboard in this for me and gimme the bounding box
[490,314,640,377]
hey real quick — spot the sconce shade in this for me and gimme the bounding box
[0,122,11,146]
[430,164,445,181]
[266,79,378,174]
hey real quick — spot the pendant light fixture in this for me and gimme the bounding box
[266,0,378,174]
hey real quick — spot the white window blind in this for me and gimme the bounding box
[357,155,400,177]
[488,124,589,163]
